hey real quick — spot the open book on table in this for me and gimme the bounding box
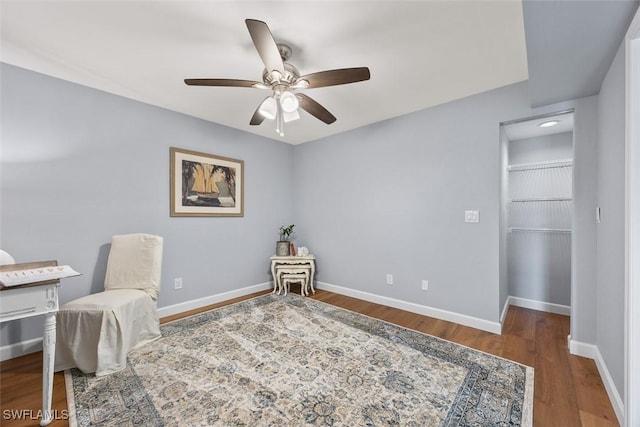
[0,264,81,287]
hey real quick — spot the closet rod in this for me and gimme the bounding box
[507,158,573,172]
[508,227,572,233]
[510,197,572,202]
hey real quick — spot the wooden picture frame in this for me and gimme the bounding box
[170,147,244,217]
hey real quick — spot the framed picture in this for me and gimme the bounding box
[170,147,244,217]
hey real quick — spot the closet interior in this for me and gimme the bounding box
[501,112,574,312]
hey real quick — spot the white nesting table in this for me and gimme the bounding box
[270,255,316,295]
[0,260,60,426]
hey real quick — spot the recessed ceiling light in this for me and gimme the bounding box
[539,120,560,128]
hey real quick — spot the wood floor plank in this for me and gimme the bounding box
[500,306,537,367]
[504,306,538,341]
[570,354,619,423]
[500,333,536,367]
[533,312,582,426]
[0,289,619,426]
[580,410,620,427]
[0,351,68,427]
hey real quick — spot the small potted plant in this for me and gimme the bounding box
[276,224,295,256]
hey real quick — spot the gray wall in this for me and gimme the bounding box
[596,43,626,400]
[499,127,509,317]
[0,64,603,354]
[293,81,599,330]
[509,132,573,164]
[570,95,599,346]
[0,64,294,345]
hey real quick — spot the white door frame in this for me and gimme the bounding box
[625,8,640,427]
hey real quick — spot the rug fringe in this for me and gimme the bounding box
[63,369,79,427]
[522,367,535,427]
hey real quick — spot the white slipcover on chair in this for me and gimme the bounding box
[55,233,163,376]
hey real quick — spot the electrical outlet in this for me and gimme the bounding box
[421,280,429,291]
[386,274,393,285]
[174,278,183,290]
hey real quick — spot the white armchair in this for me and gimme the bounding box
[55,233,163,376]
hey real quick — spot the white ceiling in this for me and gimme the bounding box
[0,0,529,145]
[503,112,574,142]
[523,0,639,107]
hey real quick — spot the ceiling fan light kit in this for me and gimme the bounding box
[258,97,277,120]
[284,109,300,123]
[280,91,299,113]
[184,19,371,137]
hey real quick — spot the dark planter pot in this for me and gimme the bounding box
[276,241,291,256]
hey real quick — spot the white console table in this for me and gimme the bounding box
[270,255,316,295]
[0,260,60,426]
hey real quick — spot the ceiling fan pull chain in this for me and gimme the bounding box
[276,94,284,136]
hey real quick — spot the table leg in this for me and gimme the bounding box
[270,260,278,294]
[302,271,309,296]
[309,261,316,294]
[40,313,55,426]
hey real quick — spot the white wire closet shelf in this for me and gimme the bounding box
[508,163,573,200]
[508,227,572,233]
[507,158,573,172]
[510,197,572,202]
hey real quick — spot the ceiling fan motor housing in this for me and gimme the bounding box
[262,62,299,87]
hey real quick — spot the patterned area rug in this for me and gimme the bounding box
[65,294,533,426]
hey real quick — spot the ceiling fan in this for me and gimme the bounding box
[184,19,371,137]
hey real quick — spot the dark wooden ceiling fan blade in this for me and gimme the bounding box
[184,78,262,88]
[249,100,267,125]
[297,93,336,124]
[245,19,284,74]
[297,67,370,88]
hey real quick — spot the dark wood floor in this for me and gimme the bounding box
[0,288,619,426]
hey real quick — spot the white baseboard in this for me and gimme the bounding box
[500,297,510,329]
[316,281,502,334]
[1,280,502,360]
[507,296,571,316]
[568,338,624,425]
[568,335,595,358]
[157,282,272,318]
[0,337,43,362]
[0,282,273,362]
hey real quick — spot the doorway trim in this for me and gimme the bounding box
[499,110,575,329]
[625,8,640,427]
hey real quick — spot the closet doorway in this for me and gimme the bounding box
[500,111,575,317]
